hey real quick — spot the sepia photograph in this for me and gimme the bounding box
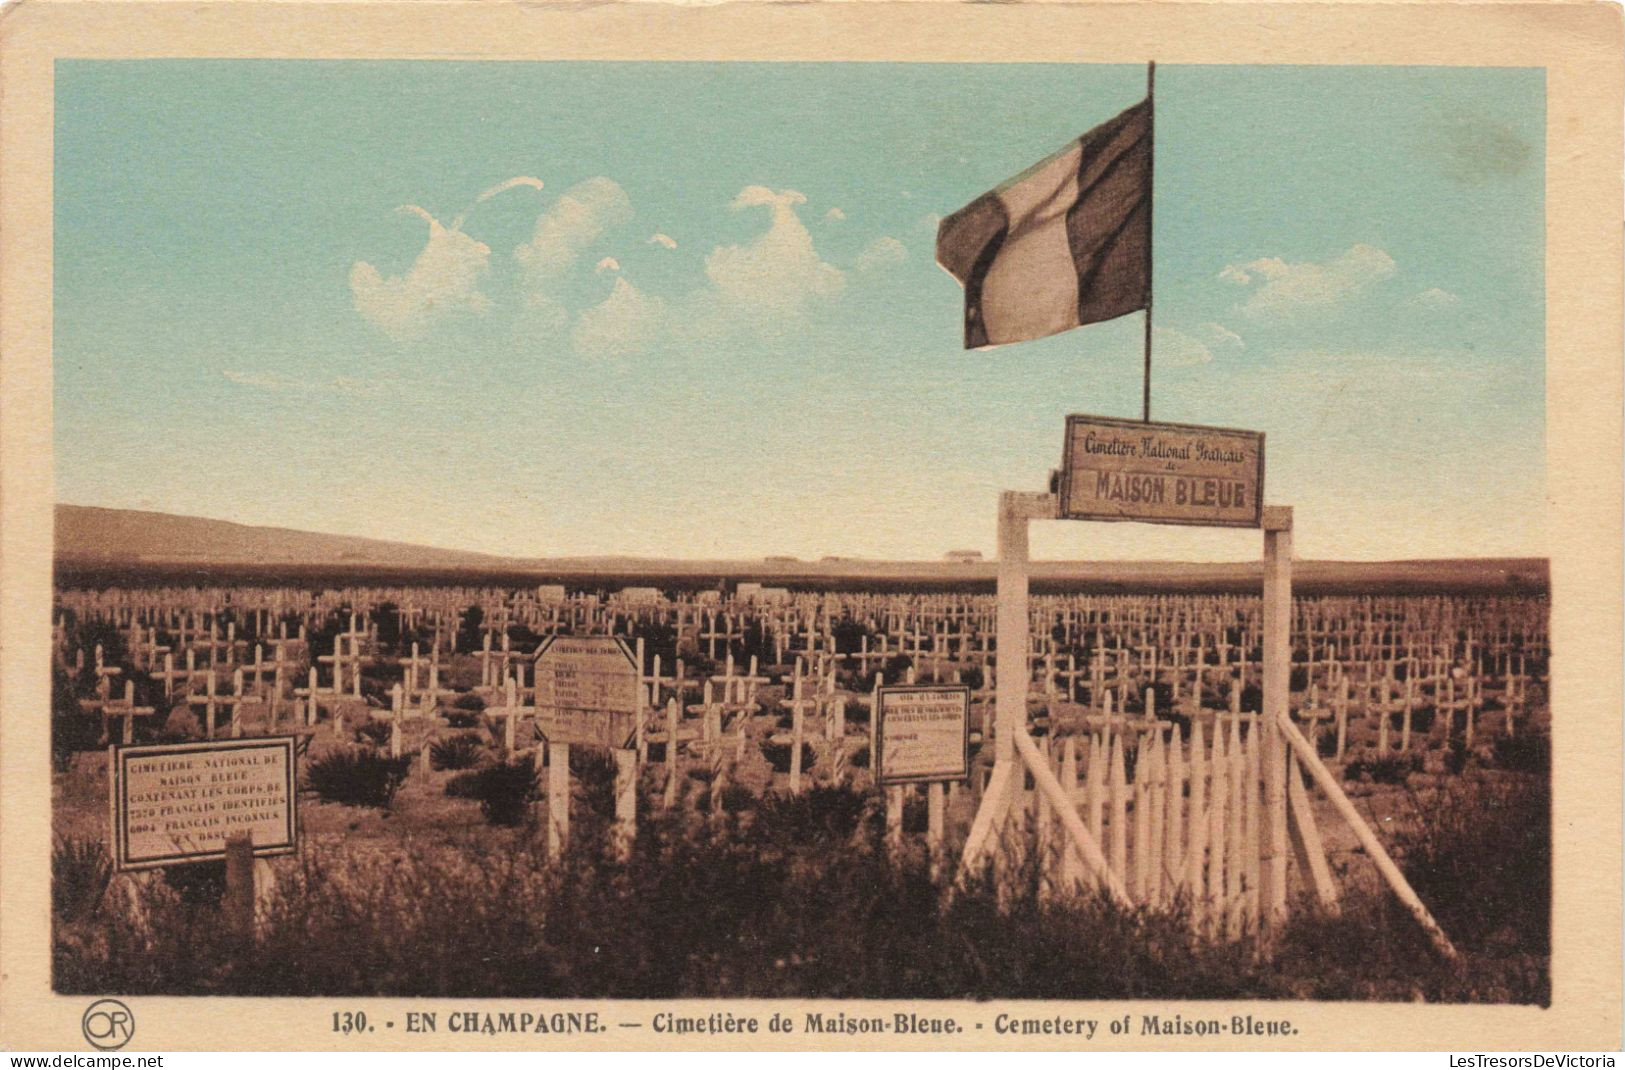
[1,0,1620,1054]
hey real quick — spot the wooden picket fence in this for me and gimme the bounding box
[1001,713,1338,939]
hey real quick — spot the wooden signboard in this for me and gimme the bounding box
[110,736,298,871]
[1059,414,1264,528]
[532,635,641,748]
[875,685,971,786]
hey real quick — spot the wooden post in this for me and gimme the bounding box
[958,491,1055,880]
[1260,505,1292,932]
[1187,720,1209,927]
[1165,728,1185,900]
[1060,738,1084,891]
[1285,750,1340,912]
[886,785,905,857]
[1275,711,1457,959]
[1132,734,1151,900]
[223,832,255,938]
[663,697,680,810]
[613,748,637,860]
[1012,728,1132,908]
[996,493,1052,763]
[790,665,806,795]
[1108,733,1128,888]
[548,742,570,858]
[927,782,945,880]
[1207,720,1227,938]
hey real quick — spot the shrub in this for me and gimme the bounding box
[882,654,913,684]
[446,692,486,728]
[52,836,112,923]
[51,667,101,772]
[752,785,873,844]
[451,756,541,827]
[456,606,485,652]
[1396,776,1550,958]
[306,749,413,809]
[1411,705,1438,733]
[159,702,203,742]
[353,719,393,748]
[429,733,484,771]
[1492,734,1549,775]
[761,742,818,775]
[830,618,872,655]
[1345,752,1420,785]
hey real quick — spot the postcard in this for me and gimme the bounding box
[0,0,1620,1053]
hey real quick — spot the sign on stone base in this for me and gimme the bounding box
[875,685,971,786]
[110,736,298,871]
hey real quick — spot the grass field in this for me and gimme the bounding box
[53,758,1548,1003]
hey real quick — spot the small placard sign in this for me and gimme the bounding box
[875,685,971,786]
[110,736,298,871]
[532,635,641,748]
[1060,414,1264,528]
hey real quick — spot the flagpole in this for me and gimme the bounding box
[1142,60,1155,423]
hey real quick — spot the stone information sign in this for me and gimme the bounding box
[110,736,298,871]
[1060,414,1264,528]
[533,635,641,748]
[876,685,971,785]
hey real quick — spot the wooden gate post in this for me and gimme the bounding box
[995,492,1032,765]
[1260,505,1293,931]
[961,491,1056,878]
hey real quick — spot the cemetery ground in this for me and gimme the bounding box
[49,589,1551,1003]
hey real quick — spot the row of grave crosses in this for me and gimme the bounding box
[55,585,1547,752]
[58,585,1549,674]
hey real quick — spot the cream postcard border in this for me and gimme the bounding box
[1,0,1620,1051]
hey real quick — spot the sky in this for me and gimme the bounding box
[53,61,1546,562]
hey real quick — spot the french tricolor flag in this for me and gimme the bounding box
[936,98,1152,350]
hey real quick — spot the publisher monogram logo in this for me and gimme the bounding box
[82,999,135,1051]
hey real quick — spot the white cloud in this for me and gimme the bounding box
[452,176,543,228]
[917,212,942,233]
[1219,243,1396,319]
[697,186,844,328]
[514,177,634,299]
[573,277,668,358]
[566,185,845,355]
[648,233,678,250]
[350,205,496,343]
[1199,322,1244,348]
[825,207,846,223]
[1410,287,1461,309]
[348,177,544,343]
[855,236,907,273]
[1152,327,1214,368]
[595,257,621,274]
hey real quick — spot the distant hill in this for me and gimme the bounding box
[53,504,1548,595]
[56,505,510,569]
